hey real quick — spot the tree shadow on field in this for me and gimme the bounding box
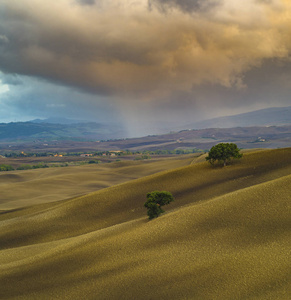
[206,158,243,169]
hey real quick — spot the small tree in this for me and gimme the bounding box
[206,143,242,166]
[144,191,174,220]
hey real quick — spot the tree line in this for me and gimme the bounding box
[2,148,204,158]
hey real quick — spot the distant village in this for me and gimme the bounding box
[2,148,200,158]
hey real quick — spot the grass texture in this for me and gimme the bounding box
[0,155,194,210]
[0,148,290,299]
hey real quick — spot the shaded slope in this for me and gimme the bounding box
[0,173,290,299]
[0,148,290,249]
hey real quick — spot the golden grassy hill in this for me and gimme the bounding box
[0,148,290,299]
[0,154,195,210]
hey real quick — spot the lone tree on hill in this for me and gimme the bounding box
[144,191,174,220]
[206,143,243,166]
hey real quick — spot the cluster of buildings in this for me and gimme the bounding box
[80,151,123,158]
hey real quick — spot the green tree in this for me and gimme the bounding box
[0,164,14,171]
[206,143,242,166]
[17,164,33,170]
[144,191,174,220]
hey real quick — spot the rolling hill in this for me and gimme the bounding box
[0,154,195,210]
[0,148,290,299]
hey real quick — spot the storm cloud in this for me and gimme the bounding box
[0,0,290,135]
[148,0,221,13]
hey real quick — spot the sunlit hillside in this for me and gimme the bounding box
[0,148,290,299]
[0,154,195,210]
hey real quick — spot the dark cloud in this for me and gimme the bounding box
[148,0,221,13]
[1,0,290,99]
[76,0,96,5]
[0,0,290,135]
[242,59,291,105]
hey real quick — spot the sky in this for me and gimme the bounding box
[0,0,291,137]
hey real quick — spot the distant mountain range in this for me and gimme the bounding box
[30,117,88,125]
[0,121,126,142]
[183,106,291,130]
[0,106,290,143]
